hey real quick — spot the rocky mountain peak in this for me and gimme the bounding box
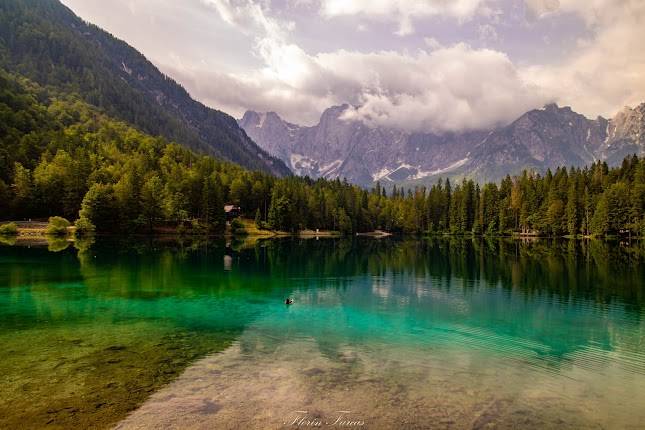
[320,104,351,118]
[543,102,559,110]
[239,110,261,126]
[317,104,353,128]
[239,101,644,186]
[606,104,645,157]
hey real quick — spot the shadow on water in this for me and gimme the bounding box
[0,236,644,428]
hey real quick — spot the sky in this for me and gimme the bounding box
[60,0,645,133]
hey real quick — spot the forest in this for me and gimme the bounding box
[0,0,289,176]
[1,69,644,237]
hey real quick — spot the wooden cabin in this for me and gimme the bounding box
[224,205,241,220]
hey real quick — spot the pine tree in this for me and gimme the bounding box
[582,185,592,236]
[254,208,262,228]
[591,194,610,236]
[566,179,578,236]
[141,176,164,231]
[11,162,33,217]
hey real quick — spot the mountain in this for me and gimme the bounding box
[240,103,645,186]
[239,105,487,185]
[602,104,645,165]
[0,0,290,176]
[458,104,608,182]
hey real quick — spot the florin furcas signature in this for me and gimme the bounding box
[284,410,365,427]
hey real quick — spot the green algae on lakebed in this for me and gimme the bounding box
[0,241,247,429]
[0,320,236,429]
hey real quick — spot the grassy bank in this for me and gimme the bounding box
[0,221,75,238]
[0,218,344,241]
[5,219,635,242]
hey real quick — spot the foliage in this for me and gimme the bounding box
[230,218,245,233]
[0,0,289,175]
[254,208,262,228]
[74,217,95,237]
[46,216,70,236]
[0,69,643,237]
[0,222,18,236]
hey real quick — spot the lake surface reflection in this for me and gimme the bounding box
[1,237,644,429]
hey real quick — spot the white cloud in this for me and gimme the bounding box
[163,0,644,133]
[201,0,293,40]
[521,0,645,118]
[423,37,443,50]
[477,24,499,45]
[168,40,548,132]
[524,0,560,18]
[330,45,547,132]
[169,0,549,132]
[319,0,493,36]
[525,0,620,25]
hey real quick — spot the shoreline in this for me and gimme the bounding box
[0,219,641,242]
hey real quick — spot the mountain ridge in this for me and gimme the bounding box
[240,102,645,185]
[0,0,291,176]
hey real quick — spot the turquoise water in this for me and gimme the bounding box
[1,238,644,429]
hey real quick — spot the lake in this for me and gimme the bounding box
[1,237,644,429]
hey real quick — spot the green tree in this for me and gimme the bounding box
[11,162,33,217]
[591,194,610,236]
[0,223,18,236]
[141,176,164,231]
[78,183,119,232]
[268,195,291,231]
[46,216,71,236]
[566,180,578,236]
[547,199,565,236]
[254,208,262,228]
[606,182,631,234]
[201,175,225,232]
[114,170,142,229]
[581,186,592,236]
[337,208,353,234]
[74,217,95,237]
[229,177,248,207]
[0,180,10,218]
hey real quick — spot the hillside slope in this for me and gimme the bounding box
[0,0,290,176]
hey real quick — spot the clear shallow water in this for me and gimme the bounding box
[1,237,644,429]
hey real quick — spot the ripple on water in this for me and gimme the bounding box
[1,238,644,429]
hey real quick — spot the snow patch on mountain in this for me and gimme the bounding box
[257,113,267,128]
[320,160,343,177]
[240,102,644,186]
[414,158,470,179]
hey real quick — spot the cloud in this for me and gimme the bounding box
[167,0,549,133]
[319,0,492,36]
[201,0,292,40]
[521,0,645,118]
[161,0,336,122]
[167,40,548,132]
[524,0,560,18]
[477,24,500,45]
[330,45,547,132]
[423,37,443,50]
[524,0,619,25]
[161,0,643,134]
